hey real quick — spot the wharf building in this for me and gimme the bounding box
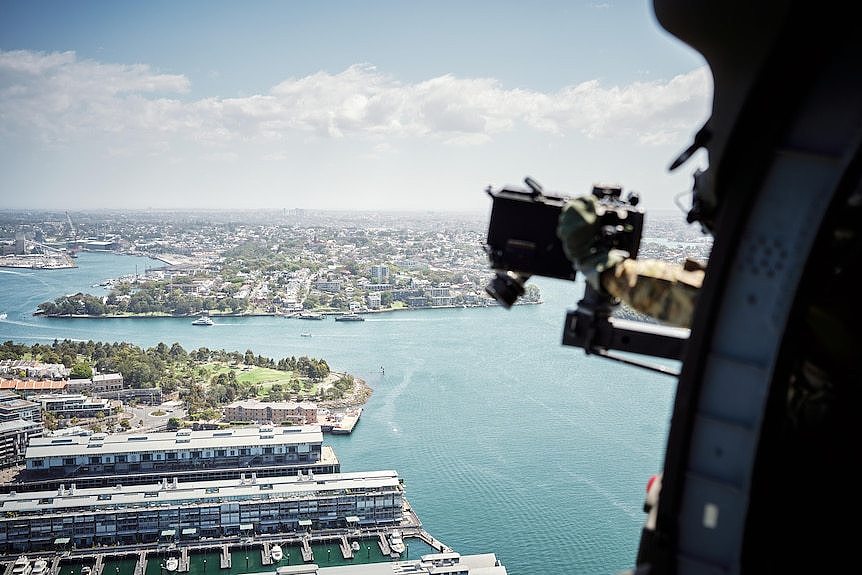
[0,470,403,552]
[5,425,339,493]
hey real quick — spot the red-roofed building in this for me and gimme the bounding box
[0,379,68,397]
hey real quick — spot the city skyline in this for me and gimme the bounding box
[1,1,711,214]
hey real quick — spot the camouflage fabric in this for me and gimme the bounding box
[601,259,704,328]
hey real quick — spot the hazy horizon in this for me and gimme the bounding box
[1,1,711,213]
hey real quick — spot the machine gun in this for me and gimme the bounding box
[484,177,689,375]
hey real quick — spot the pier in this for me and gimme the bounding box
[133,551,147,575]
[260,542,272,566]
[300,535,313,563]
[219,545,231,569]
[417,529,454,553]
[178,548,190,573]
[50,557,61,575]
[377,533,390,556]
[93,555,105,575]
[338,535,353,560]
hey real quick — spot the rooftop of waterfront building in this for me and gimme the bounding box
[26,425,324,458]
[0,469,401,514]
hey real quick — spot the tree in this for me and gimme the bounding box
[70,362,93,379]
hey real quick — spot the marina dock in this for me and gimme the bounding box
[338,535,353,560]
[178,548,190,572]
[377,533,391,556]
[260,542,272,566]
[93,554,105,575]
[219,545,231,569]
[133,550,147,575]
[300,535,313,563]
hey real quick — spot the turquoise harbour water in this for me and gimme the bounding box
[0,253,677,575]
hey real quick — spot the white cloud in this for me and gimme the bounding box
[0,50,710,153]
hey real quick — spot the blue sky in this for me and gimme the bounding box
[0,1,710,213]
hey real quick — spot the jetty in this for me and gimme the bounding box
[178,548,190,572]
[50,557,61,575]
[418,529,454,553]
[92,555,104,575]
[338,534,353,560]
[260,541,272,566]
[377,533,391,556]
[300,535,313,562]
[332,408,362,434]
[133,551,147,575]
[219,545,231,569]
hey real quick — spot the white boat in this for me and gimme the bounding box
[191,315,213,326]
[29,559,48,575]
[0,312,8,320]
[11,556,30,575]
[300,332,312,337]
[298,312,324,320]
[334,313,365,322]
[389,529,405,554]
[271,544,283,562]
[80,567,92,575]
[164,557,179,572]
[351,541,360,552]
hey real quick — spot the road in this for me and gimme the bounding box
[123,400,187,432]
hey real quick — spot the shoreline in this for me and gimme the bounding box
[34,300,542,319]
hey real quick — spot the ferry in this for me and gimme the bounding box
[271,544,283,562]
[191,316,214,326]
[298,312,324,320]
[389,529,405,555]
[334,313,365,322]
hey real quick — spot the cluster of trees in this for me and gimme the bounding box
[37,293,106,316]
[275,355,330,381]
[37,283,249,317]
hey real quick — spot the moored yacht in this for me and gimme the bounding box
[271,544,283,562]
[11,556,30,575]
[335,313,365,322]
[30,559,48,575]
[389,529,405,555]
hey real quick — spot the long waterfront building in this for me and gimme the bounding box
[0,470,403,552]
[24,425,325,477]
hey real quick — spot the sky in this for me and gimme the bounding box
[0,1,711,214]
